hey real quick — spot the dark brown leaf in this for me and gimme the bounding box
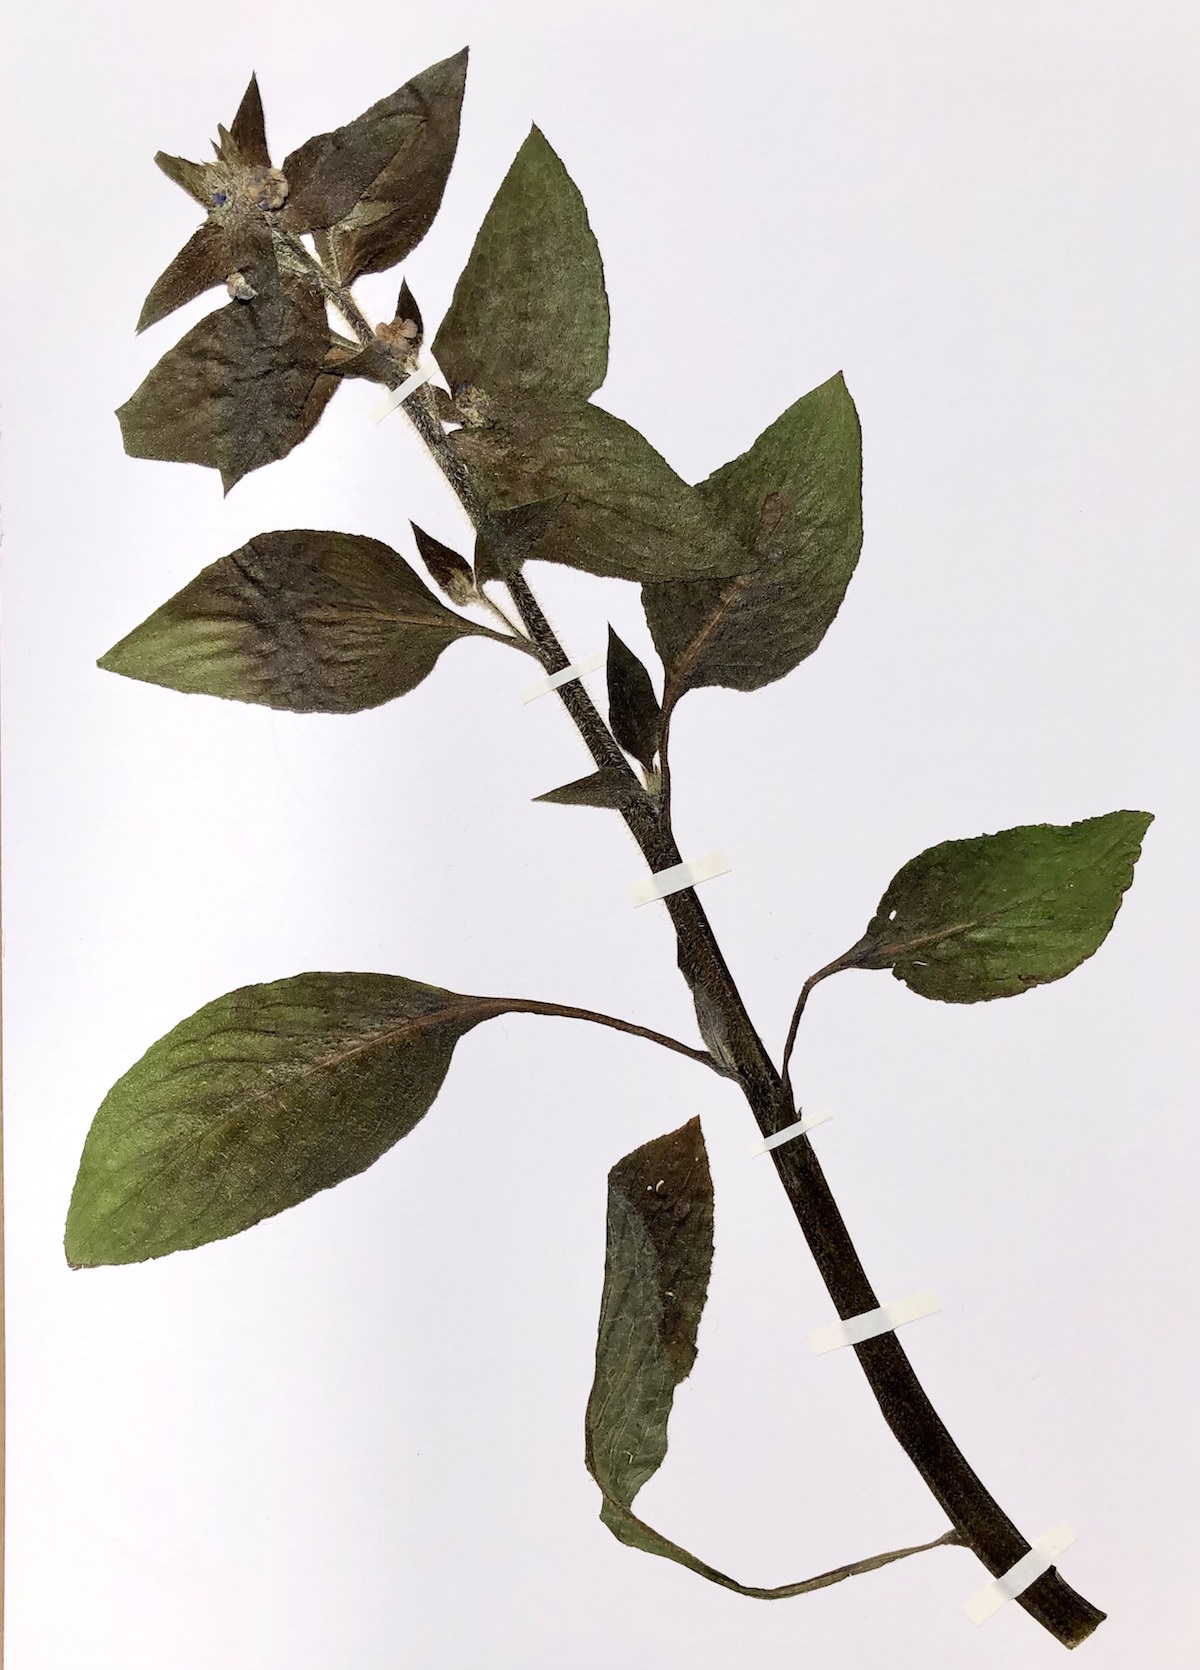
[117,275,338,491]
[411,523,476,605]
[533,768,643,811]
[280,49,468,284]
[229,72,271,168]
[474,495,564,584]
[607,628,661,771]
[136,223,231,333]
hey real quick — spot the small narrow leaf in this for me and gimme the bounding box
[396,278,423,339]
[98,531,495,713]
[155,151,211,204]
[534,768,643,811]
[840,811,1153,1003]
[65,974,514,1266]
[451,404,750,582]
[644,373,862,700]
[586,1118,714,1513]
[434,125,609,405]
[607,628,661,771]
[229,72,271,168]
[280,50,468,283]
[117,276,337,491]
[411,522,476,606]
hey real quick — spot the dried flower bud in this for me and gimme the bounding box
[226,271,257,302]
[251,167,289,211]
[453,383,493,429]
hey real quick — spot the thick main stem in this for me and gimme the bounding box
[313,242,1105,1643]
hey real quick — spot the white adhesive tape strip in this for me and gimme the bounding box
[370,365,434,423]
[521,652,606,703]
[748,1108,833,1157]
[806,1289,941,1356]
[628,851,732,908]
[964,1524,1076,1625]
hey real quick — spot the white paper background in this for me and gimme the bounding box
[3,2,1198,1665]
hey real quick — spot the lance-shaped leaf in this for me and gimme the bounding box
[450,404,750,582]
[586,1119,714,1518]
[136,223,231,333]
[434,125,608,406]
[534,767,644,811]
[65,974,522,1266]
[607,628,660,771]
[644,373,862,701]
[411,522,476,606]
[98,530,506,714]
[835,810,1153,1003]
[118,277,338,491]
[280,49,468,284]
[228,72,271,168]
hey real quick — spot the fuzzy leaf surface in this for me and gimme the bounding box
[280,50,467,283]
[66,974,524,1266]
[845,811,1153,1002]
[451,405,749,582]
[433,125,608,405]
[136,223,232,333]
[607,628,661,770]
[99,530,492,714]
[644,373,862,699]
[534,768,643,811]
[117,278,337,490]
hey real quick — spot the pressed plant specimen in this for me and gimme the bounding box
[65,49,1152,1649]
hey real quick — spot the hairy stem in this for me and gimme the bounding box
[328,233,1106,1642]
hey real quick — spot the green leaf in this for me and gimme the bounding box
[117,275,337,491]
[644,373,862,700]
[607,628,660,771]
[840,811,1154,1003]
[280,50,468,284]
[534,767,643,811]
[450,404,750,582]
[586,1118,714,1513]
[98,530,496,714]
[66,974,527,1266]
[433,125,608,406]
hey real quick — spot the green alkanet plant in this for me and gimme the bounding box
[67,52,1152,1649]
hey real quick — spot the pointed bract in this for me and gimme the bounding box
[230,72,271,168]
[607,628,661,772]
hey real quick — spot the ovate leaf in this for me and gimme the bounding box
[433,125,608,405]
[534,767,643,811]
[98,530,496,714]
[280,50,468,283]
[66,975,526,1266]
[118,277,337,491]
[451,404,750,582]
[607,628,660,771]
[840,811,1153,1003]
[586,1118,714,1514]
[644,373,862,699]
[411,522,476,605]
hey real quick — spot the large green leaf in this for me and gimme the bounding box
[117,276,337,491]
[450,404,750,582]
[838,811,1153,1003]
[98,530,500,714]
[433,125,608,406]
[644,373,862,700]
[66,974,523,1266]
[280,50,468,284]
